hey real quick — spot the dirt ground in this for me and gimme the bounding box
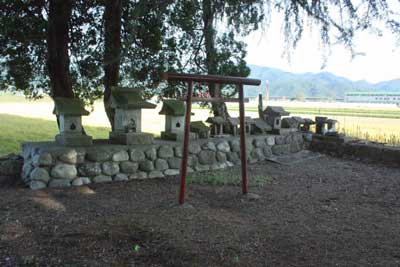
[1,155,400,266]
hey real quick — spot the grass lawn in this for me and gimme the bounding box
[0,114,109,155]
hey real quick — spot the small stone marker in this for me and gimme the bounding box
[263,106,290,134]
[53,97,93,146]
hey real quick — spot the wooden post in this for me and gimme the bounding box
[238,84,248,194]
[178,81,194,204]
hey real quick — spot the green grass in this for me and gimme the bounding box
[0,114,109,155]
[187,169,272,187]
[0,93,52,103]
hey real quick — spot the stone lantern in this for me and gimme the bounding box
[315,116,328,134]
[326,119,338,135]
[263,106,290,134]
[53,97,93,146]
[190,121,210,139]
[159,99,196,141]
[109,87,156,145]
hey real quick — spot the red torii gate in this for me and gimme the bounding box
[163,73,261,204]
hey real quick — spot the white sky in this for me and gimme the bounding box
[244,14,400,84]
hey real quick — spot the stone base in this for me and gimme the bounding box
[109,132,154,145]
[55,134,92,146]
[160,131,197,141]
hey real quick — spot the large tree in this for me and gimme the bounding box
[169,0,264,119]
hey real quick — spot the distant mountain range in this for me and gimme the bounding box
[245,65,400,99]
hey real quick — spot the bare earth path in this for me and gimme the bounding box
[1,155,400,266]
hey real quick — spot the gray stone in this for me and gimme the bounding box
[272,144,291,155]
[148,170,164,179]
[210,162,227,170]
[145,147,157,161]
[155,159,169,171]
[112,150,129,162]
[174,146,183,157]
[109,132,153,145]
[59,149,77,164]
[251,148,265,161]
[284,134,293,144]
[30,167,50,182]
[22,163,34,181]
[71,178,83,186]
[158,146,174,159]
[253,138,266,148]
[263,146,273,157]
[226,161,234,167]
[129,149,145,162]
[49,179,71,188]
[188,143,201,154]
[266,136,275,146]
[164,169,180,176]
[227,152,240,164]
[188,155,198,167]
[168,157,182,169]
[75,149,86,164]
[139,160,154,172]
[129,172,147,179]
[81,177,91,185]
[194,164,209,171]
[120,161,138,173]
[51,164,77,179]
[290,141,302,153]
[229,140,240,152]
[87,149,111,162]
[198,150,216,165]
[78,163,102,176]
[202,142,216,151]
[102,162,120,176]
[217,141,230,153]
[30,180,47,190]
[93,175,112,183]
[32,153,52,167]
[275,136,285,145]
[187,167,194,173]
[0,158,23,176]
[216,151,227,162]
[114,173,129,181]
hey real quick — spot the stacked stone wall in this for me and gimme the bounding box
[21,133,305,190]
[310,134,400,165]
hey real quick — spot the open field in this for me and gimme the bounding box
[1,94,400,155]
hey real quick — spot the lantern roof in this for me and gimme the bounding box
[53,97,90,116]
[263,106,290,116]
[159,100,186,116]
[110,87,156,109]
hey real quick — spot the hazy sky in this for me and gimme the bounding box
[244,14,400,84]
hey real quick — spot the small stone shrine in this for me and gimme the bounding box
[315,116,328,135]
[252,118,272,134]
[109,87,156,145]
[326,119,338,136]
[263,106,290,134]
[206,116,226,136]
[53,97,93,146]
[159,99,189,141]
[300,118,315,132]
[190,121,210,138]
[226,117,239,136]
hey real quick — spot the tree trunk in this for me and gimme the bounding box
[202,0,230,119]
[47,0,74,98]
[103,0,122,130]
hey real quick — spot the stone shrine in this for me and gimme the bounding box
[109,87,156,145]
[53,97,93,146]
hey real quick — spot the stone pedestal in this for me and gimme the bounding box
[109,132,154,145]
[55,134,92,146]
[160,131,197,141]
